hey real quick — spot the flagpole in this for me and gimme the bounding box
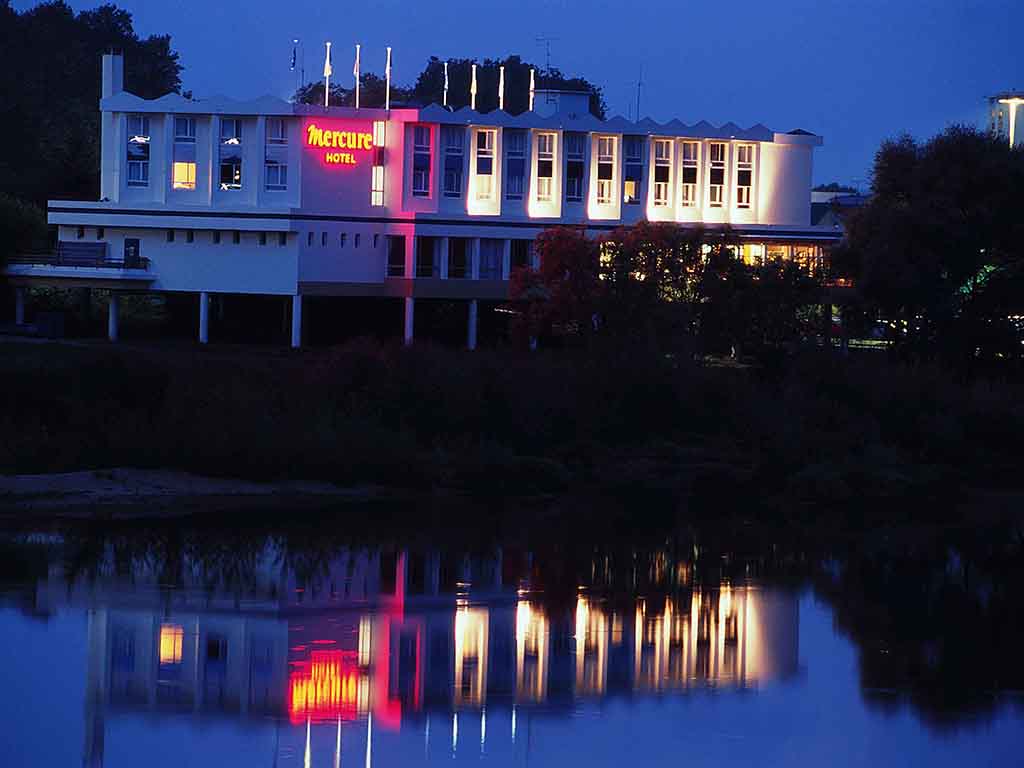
[529,68,535,112]
[499,65,505,111]
[354,43,361,109]
[385,47,392,112]
[323,41,332,108]
[470,64,477,111]
[443,61,449,108]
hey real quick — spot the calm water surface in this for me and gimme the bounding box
[0,517,1021,767]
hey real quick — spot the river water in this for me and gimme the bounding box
[0,514,1021,767]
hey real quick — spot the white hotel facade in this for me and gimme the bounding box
[8,53,839,347]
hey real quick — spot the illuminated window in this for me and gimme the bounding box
[596,136,615,204]
[681,141,699,207]
[373,120,386,147]
[653,139,672,207]
[172,161,196,190]
[565,133,585,203]
[371,165,385,207]
[623,136,643,204]
[736,144,753,209]
[219,118,243,190]
[159,624,183,665]
[442,126,464,198]
[535,132,556,202]
[475,129,496,200]
[709,142,726,207]
[505,129,526,200]
[370,120,386,207]
[126,115,150,187]
[412,125,431,197]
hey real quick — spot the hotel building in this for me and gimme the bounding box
[7,53,840,347]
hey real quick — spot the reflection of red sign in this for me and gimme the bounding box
[305,120,375,168]
[289,649,360,723]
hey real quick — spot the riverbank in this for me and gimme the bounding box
[2,338,1023,518]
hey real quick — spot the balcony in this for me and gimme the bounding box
[4,241,155,288]
[8,241,150,270]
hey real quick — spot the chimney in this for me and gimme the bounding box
[102,51,124,98]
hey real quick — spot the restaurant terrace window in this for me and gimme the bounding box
[475,129,496,200]
[535,132,556,202]
[708,142,726,207]
[623,136,644,204]
[736,144,753,209]
[653,139,672,207]
[126,115,150,188]
[442,126,464,198]
[264,118,288,191]
[505,129,526,200]
[681,141,699,207]
[596,136,615,204]
[565,132,585,202]
[412,125,431,197]
[172,117,196,190]
[219,118,243,190]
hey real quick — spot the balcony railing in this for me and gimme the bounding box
[8,241,150,270]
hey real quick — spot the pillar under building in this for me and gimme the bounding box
[14,286,25,326]
[107,293,119,342]
[467,299,478,350]
[404,296,414,345]
[291,294,302,349]
[198,291,210,344]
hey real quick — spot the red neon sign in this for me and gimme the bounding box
[305,120,375,167]
[289,649,361,723]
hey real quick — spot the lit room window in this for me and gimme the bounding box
[371,120,386,207]
[565,133,585,203]
[653,139,672,207]
[126,115,150,187]
[623,136,643,204]
[505,129,526,200]
[219,118,243,190]
[265,118,288,191]
[475,129,496,200]
[371,165,385,207]
[535,132,555,202]
[412,125,431,197]
[442,126,464,198]
[709,142,726,207]
[680,141,699,207]
[171,117,197,190]
[736,143,753,209]
[596,136,615,204]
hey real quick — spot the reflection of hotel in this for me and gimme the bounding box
[56,545,797,765]
[6,52,838,346]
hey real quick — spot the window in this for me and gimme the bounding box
[172,117,197,190]
[76,226,85,240]
[709,142,726,207]
[373,234,379,248]
[159,625,184,666]
[475,129,496,200]
[166,229,174,243]
[479,239,502,279]
[220,118,243,190]
[505,129,526,200]
[234,231,241,245]
[126,115,150,187]
[442,126,464,198]
[278,232,287,246]
[259,232,267,246]
[266,118,288,145]
[320,232,327,247]
[623,136,643,204]
[371,121,386,206]
[306,232,313,247]
[565,133,585,202]
[96,227,105,240]
[416,236,437,277]
[736,144,753,209]
[412,125,431,197]
[386,235,405,277]
[536,132,555,202]
[186,230,194,243]
[340,233,347,248]
[681,142,699,207]
[510,239,531,270]
[265,120,288,191]
[447,238,469,278]
[653,139,672,207]
[214,231,222,244]
[597,136,615,204]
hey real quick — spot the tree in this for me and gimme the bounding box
[0,2,183,207]
[842,125,1024,366]
[0,193,48,269]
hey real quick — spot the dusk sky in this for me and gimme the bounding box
[22,0,1024,188]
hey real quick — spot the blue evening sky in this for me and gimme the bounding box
[20,0,1024,189]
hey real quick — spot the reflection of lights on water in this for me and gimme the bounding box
[454,607,488,707]
[289,650,361,723]
[158,624,183,665]
[515,601,548,702]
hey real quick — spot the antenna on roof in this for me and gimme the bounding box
[635,64,643,121]
[535,36,559,73]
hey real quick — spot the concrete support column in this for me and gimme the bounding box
[403,296,415,346]
[14,286,25,325]
[467,299,478,351]
[198,291,210,344]
[290,294,302,349]
[470,238,481,280]
[107,293,119,342]
[404,233,416,278]
[438,237,450,279]
[501,239,512,280]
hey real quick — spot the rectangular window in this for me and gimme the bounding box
[235,231,242,245]
[736,143,753,209]
[166,229,174,243]
[536,132,555,202]
[565,133,585,202]
[386,235,405,277]
[415,236,437,278]
[510,239,531,270]
[186,230,194,243]
[475,129,495,200]
[266,118,288,145]
[371,121,386,207]
[681,141,699,207]
[219,118,243,190]
[447,238,469,279]
[653,138,672,207]
[623,136,643,204]
[170,117,197,190]
[213,231,222,244]
[442,126,464,198]
[505,129,526,200]
[412,125,431,197]
[126,115,150,187]
[259,232,267,246]
[479,239,503,279]
[264,118,288,191]
[597,136,615,204]
[279,232,287,246]
[709,142,726,207]
[174,117,196,143]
